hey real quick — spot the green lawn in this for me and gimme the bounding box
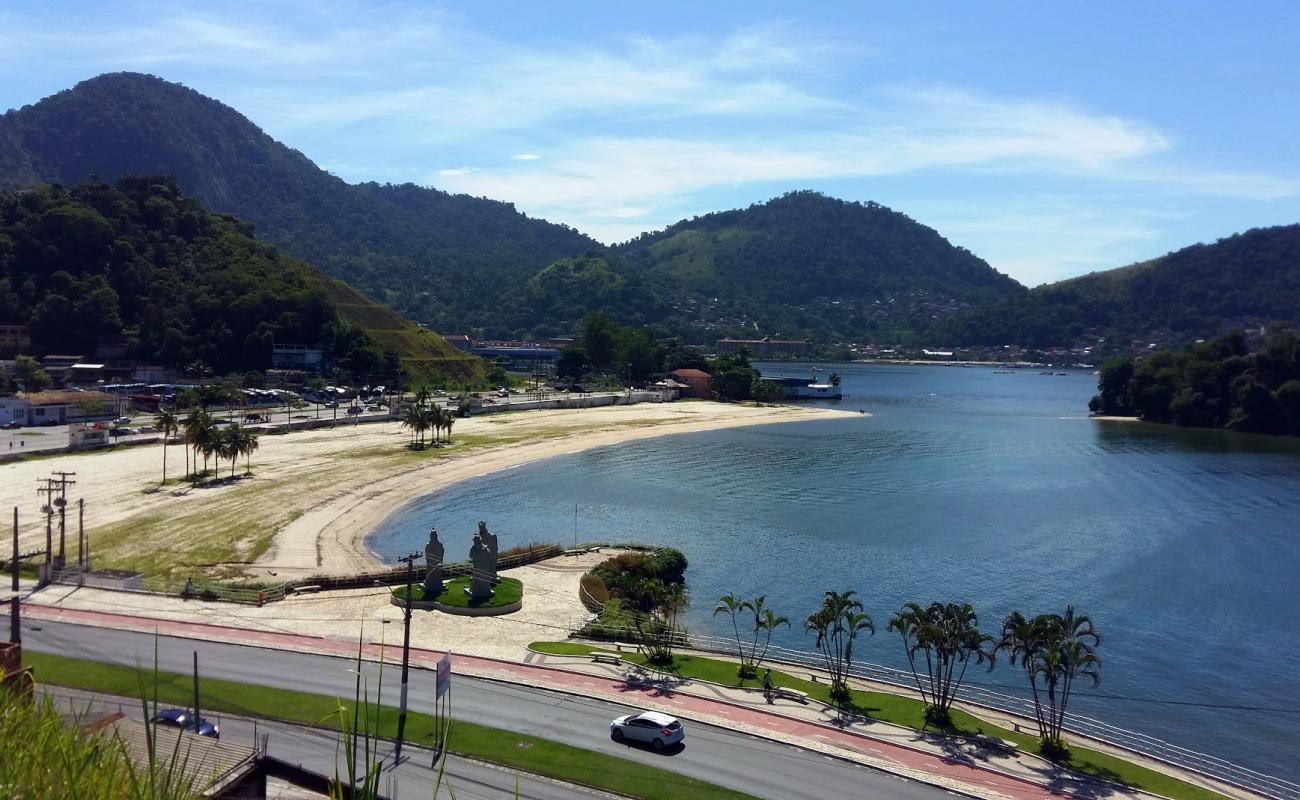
[393,575,523,608]
[24,650,759,800]
[528,642,1229,800]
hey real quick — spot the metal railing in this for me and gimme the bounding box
[573,623,1299,800]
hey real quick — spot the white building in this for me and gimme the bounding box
[0,396,31,426]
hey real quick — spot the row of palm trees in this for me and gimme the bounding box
[717,590,1099,754]
[155,407,260,483]
[400,392,455,449]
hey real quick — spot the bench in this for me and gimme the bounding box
[613,641,643,654]
[591,652,624,666]
[771,687,810,704]
[975,734,1019,752]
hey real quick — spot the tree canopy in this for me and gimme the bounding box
[1090,329,1300,435]
[0,177,479,382]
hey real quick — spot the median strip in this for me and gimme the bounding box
[24,650,761,800]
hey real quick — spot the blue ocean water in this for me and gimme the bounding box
[367,362,1300,780]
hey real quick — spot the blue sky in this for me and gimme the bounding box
[2,1,1298,286]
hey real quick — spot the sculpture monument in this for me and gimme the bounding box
[422,528,444,596]
[478,520,499,584]
[467,533,495,599]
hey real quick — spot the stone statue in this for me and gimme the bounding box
[478,520,499,584]
[422,528,444,596]
[467,533,495,599]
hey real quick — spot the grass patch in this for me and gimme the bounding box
[25,650,758,800]
[393,576,523,608]
[528,643,1228,800]
[91,479,292,589]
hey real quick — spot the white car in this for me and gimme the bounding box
[610,711,684,750]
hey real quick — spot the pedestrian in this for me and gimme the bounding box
[762,667,773,703]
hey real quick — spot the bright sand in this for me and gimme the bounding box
[1,401,857,578]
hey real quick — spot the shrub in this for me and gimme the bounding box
[579,574,609,612]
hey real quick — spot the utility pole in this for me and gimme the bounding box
[393,550,421,766]
[37,479,55,584]
[77,499,85,570]
[8,507,17,644]
[193,651,201,735]
[10,507,17,594]
[51,471,75,571]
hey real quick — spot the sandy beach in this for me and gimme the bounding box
[1,401,857,583]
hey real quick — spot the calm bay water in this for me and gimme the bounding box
[368,362,1300,779]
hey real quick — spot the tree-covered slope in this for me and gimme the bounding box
[614,191,1022,342]
[933,225,1300,350]
[0,177,481,382]
[0,72,598,335]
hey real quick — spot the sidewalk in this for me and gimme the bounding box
[22,602,1168,800]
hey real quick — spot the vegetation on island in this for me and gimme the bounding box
[0,176,480,384]
[1091,328,1300,435]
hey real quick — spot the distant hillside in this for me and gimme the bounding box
[0,72,598,335]
[933,225,1300,350]
[0,177,481,383]
[614,191,1023,342]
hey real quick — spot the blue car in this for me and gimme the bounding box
[154,708,220,738]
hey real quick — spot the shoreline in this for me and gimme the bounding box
[0,401,858,582]
[279,401,861,577]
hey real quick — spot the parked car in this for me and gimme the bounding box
[346,406,364,415]
[610,711,684,750]
[114,416,132,425]
[138,425,157,433]
[109,427,134,436]
[2,421,20,430]
[154,708,220,738]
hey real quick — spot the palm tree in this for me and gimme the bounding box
[804,590,873,702]
[440,406,455,443]
[241,427,259,475]
[997,606,1100,757]
[751,602,790,677]
[713,594,748,675]
[828,372,842,388]
[155,406,179,485]
[217,425,239,479]
[887,601,994,726]
[401,405,431,448]
[714,594,790,678]
[183,409,214,480]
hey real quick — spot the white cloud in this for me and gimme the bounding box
[4,5,1295,283]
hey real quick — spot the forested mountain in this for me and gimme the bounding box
[932,225,1300,351]
[614,191,1022,342]
[9,74,1288,352]
[0,177,481,382]
[0,72,598,335]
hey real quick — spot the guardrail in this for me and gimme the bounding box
[573,624,1299,800]
[177,543,566,605]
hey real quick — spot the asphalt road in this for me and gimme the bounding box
[41,684,617,800]
[24,619,954,800]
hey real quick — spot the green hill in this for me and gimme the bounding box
[0,72,599,336]
[0,176,481,383]
[614,191,1023,342]
[933,225,1300,351]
